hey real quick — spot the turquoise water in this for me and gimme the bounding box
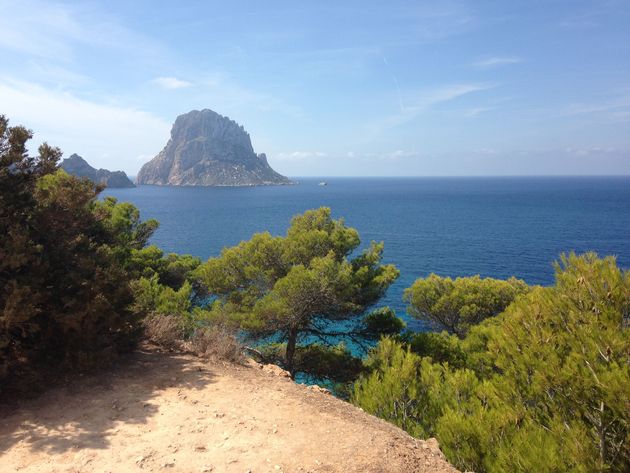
[104,176,630,331]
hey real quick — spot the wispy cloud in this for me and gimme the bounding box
[377,82,497,129]
[471,147,500,156]
[0,0,82,60]
[274,151,328,161]
[472,56,522,68]
[354,2,477,44]
[26,61,89,87]
[568,102,630,116]
[275,149,422,165]
[382,56,405,112]
[382,150,420,160]
[458,106,495,117]
[556,2,623,30]
[0,77,170,173]
[562,92,630,122]
[197,72,302,117]
[0,0,162,62]
[153,76,193,89]
[564,146,619,157]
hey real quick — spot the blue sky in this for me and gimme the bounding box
[1,0,629,176]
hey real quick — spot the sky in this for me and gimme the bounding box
[1,0,629,177]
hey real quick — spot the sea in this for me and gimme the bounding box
[103,176,630,332]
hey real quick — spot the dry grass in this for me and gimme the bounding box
[189,326,244,363]
[144,315,245,363]
[143,314,183,350]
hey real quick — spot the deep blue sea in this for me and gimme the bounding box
[104,177,630,331]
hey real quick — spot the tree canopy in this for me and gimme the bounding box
[353,253,630,472]
[0,115,158,391]
[195,207,400,376]
[0,114,201,394]
[404,273,529,337]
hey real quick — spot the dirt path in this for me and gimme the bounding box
[0,348,459,473]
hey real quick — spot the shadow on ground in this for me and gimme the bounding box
[0,347,215,455]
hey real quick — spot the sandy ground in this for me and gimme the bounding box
[0,347,459,473]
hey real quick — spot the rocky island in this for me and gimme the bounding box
[60,154,135,188]
[136,109,292,186]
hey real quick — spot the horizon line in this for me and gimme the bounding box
[126,174,630,179]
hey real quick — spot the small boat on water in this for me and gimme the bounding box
[318,181,328,186]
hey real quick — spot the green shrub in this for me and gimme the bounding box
[362,306,406,338]
[400,331,467,368]
[404,273,529,337]
[0,115,154,393]
[354,253,630,472]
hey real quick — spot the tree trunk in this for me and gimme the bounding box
[598,401,607,469]
[285,327,298,379]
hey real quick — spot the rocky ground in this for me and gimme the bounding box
[0,347,459,473]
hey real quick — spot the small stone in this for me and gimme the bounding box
[262,364,291,378]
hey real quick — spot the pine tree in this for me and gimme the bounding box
[195,207,400,377]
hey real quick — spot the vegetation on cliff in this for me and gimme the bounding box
[404,274,529,337]
[0,115,198,393]
[353,253,630,472]
[1,115,139,388]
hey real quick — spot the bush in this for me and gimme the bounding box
[399,331,467,369]
[296,343,364,382]
[0,115,157,394]
[132,275,193,320]
[354,253,630,472]
[0,117,154,393]
[189,326,244,363]
[143,315,184,350]
[404,273,529,337]
[362,306,406,338]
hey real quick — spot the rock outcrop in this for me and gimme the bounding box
[136,109,291,186]
[60,154,135,188]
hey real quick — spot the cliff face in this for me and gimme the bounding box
[60,154,135,188]
[136,109,291,186]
